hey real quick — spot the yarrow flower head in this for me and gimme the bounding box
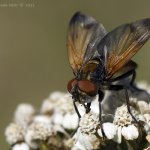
[14,103,35,127]
[113,105,139,143]
[79,112,99,134]
[25,120,55,149]
[73,112,101,150]
[42,92,79,130]
[5,123,25,145]
[40,92,66,119]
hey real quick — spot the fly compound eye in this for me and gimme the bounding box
[67,79,78,93]
[78,79,98,96]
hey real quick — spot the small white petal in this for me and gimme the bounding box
[103,123,117,139]
[114,126,122,143]
[33,115,51,124]
[12,143,29,150]
[90,98,99,114]
[121,125,139,140]
[40,99,54,115]
[62,114,72,129]
[97,128,103,137]
[70,113,79,129]
[54,124,69,136]
[52,113,64,125]
[62,113,78,130]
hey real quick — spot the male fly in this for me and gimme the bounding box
[67,12,150,122]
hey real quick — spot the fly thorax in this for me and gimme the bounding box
[90,64,105,83]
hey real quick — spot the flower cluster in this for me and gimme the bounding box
[5,82,150,150]
[5,92,79,150]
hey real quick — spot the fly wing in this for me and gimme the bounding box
[67,12,107,75]
[110,60,137,80]
[97,18,150,79]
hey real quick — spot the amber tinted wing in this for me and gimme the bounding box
[97,18,150,79]
[67,12,107,75]
[110,60,137,80]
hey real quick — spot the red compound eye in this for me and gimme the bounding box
[78,79,98,96]
[67,79,78,93]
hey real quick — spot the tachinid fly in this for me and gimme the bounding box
[66,12,150,122]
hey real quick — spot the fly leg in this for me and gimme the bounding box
[108,85,139,124]
[71,101,81,137]
[108,68,140,124]
[98,90,104,123]
[73,101,81,119]
[98,90,106,137]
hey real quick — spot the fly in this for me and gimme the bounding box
[66,12,150,123]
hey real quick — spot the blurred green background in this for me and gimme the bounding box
[0,0,150,148]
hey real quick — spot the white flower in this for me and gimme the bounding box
[113,105,139,143]
[40,92,68,115]
[73,128,100,150]
[114,105,133,126]
[43,92,73,114]
[49,91,66,102]
[79,112,99,134]
[12,143,29,150]
[46,92,80,130]
[14,103,35,127]
[72,112,101,149]
[97,122,117,139]
[5,123,25,145]
[25,121,54,149]
[55,95,74,114]
[40,99,54,115]
[53,109,79,130]
[137,101,150,114]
